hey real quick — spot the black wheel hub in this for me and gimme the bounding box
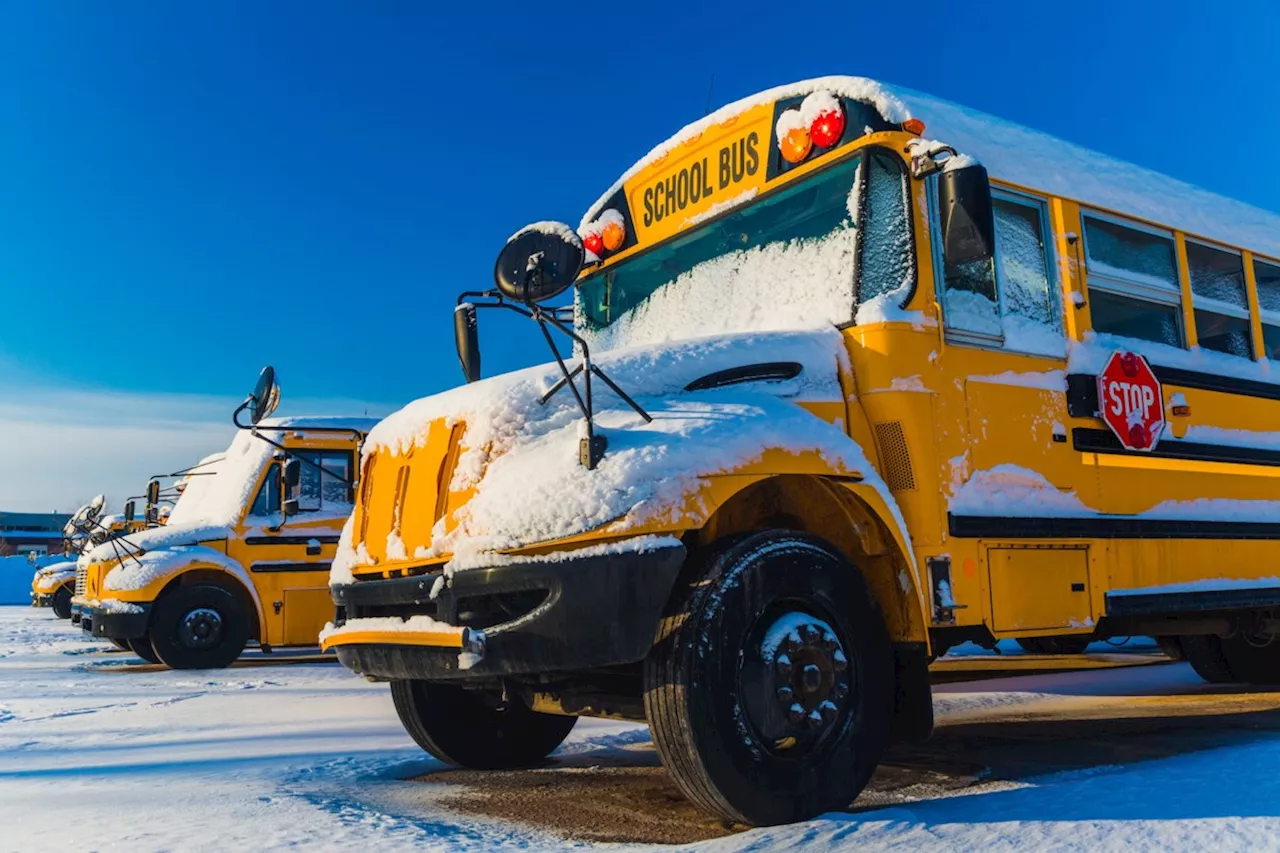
[740,610,851,753]
[180,607,224,650]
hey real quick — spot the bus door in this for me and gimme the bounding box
[936,188,1095,635]
[234,449,353,647]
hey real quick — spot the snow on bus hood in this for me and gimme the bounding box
[334,327,901,580]
[82,522,231,565]
[35,561,77,578]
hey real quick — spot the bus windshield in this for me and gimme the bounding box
[577,153,862,330]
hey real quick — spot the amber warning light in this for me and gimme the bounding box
[580,208,627,260]
[775,91,846,165]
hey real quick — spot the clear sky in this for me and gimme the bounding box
[2,0,1278,510]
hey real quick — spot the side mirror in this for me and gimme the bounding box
[283,458,302,491]
[283,498,300,517]
[493,222,585,304]
[146,480,160,506]
[938,163,995,266]
[124,500,135,523]
[146,505,158,524]
[248,366,281,425]
[454,303,481,383]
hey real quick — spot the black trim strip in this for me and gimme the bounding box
[245,535,341,546]
[1152,364,1280,401]
[1068,365,1280,410]
[949,513,1280,540]
[250,562,332,574]
[1073,427,1280,467]
[1106,586,1280,617]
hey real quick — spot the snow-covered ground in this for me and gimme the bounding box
[3,606,1280,852]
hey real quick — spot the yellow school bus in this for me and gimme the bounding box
[32,496,126,619]
[76,369,377,668]
[321,76,1280,825]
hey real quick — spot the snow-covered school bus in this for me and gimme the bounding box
[321,75,1280,825]
[75,369,376,668]
[31,498,105,618]
[30,496,147,619]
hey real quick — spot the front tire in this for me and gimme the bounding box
[149,584,249,670]
[643,531,894,827]
[390,680,577,769]
[51,586,73,620]
[127,636,161,664]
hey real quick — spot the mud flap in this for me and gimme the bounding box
[890,642,933,743]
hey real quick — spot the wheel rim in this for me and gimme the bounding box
[739,606,852,755]
[179,607,224,650]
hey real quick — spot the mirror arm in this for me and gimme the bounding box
[232,396,255,429]
[535,316,593,428]
[86,518,147,569]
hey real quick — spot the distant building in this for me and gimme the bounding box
[0,511,71,557]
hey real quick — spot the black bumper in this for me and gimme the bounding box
[80,603,152,640]
[35,594,55,607]
[330,542,686,681]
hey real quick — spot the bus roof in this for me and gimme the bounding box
[895,86,1280,259]
[257,416,381,433]
[583,75,1280,261]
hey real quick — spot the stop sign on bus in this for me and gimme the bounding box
[1098,351,1164,451]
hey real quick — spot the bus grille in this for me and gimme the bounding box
[75,564,88,598]
[873,421,916,492]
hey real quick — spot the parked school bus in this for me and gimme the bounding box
[75,370,376,668]
[31,498,103,618]
[30,496,141,619]
[321,76,1280,825]
[67,460,225,628]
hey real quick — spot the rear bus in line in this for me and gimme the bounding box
[33,496,146,619]
[75,369,377,669]
[321,76,1280,825]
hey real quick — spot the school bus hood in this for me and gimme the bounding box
[337,327,874,578]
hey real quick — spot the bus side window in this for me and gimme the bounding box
[993,196,1059,342]
[939,190,1062,354]
[1255,257,1280,358]
[1081,215,1183,347]
[1187,240,1251,359]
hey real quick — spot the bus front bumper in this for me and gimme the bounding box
[79,601,151,641]
[325,541,686,681]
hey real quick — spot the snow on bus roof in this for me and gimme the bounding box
[895,86,1280,260]
[581,76,909,228]
[255,416,381,432]
[584,75,1280,260]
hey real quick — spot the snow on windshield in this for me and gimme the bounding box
[165,432,272,529]
[162,452,227,526]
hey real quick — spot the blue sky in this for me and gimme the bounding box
[1,0,1278,509]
